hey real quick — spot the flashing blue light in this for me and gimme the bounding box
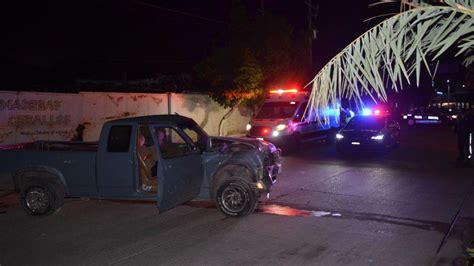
[324,108,340,116]
[361,108,372,116]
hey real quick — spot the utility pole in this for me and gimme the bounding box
[447,79,451,104]
[306,0,318,70]
[308,0,312,69]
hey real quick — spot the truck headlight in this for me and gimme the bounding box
[258,141,270,153]
[371,134,384,140]
[275,124,286,131]
[246,124,252,131]
[336,133,344,140]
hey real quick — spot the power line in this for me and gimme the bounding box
[137,1,227,25]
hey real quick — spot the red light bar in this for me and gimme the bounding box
[269,89,298,94]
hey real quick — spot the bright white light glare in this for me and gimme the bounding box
[246,124,252,131]
[272,131,279,137]
[336,133,344,140]
[371,134,384,140]
[451,115,457,119]
[362,108,372,116]
[469,133,472,159]
[275,124,286,131]
[414,115,423,119]
[290,101,296,105]
[256,137,264,141]
[428,116,439,120]
[403,115,408,119]
[351,142,361,145]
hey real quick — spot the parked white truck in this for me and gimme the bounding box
[246,88,340,149]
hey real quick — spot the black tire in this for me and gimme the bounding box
[336,144,346,156]
[215,177,257,217]
[20,182,64,216]
[325,128,337,145]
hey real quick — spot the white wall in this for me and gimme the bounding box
[0,91,251,144]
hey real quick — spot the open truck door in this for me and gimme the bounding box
[153,126,204,213]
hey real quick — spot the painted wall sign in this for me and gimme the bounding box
[8,114,71,127]
[0,91,251,144]
[0,99,61,111]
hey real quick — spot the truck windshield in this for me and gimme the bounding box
[256,102,299,119]
[179,122,209,149]
[345,116,385,131]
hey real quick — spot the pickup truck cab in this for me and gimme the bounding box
[0,115,281,217]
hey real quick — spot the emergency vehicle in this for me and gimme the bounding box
[246,88,340,148]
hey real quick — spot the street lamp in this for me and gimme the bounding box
[446,79,450,103]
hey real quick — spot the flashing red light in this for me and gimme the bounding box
[269,89,298,94]
[262,128,269,135]
[374,109,381,115]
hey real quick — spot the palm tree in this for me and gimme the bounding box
[306,0,473,121]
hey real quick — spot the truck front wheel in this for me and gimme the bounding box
[216,177,257,217]
[20,182,64,216]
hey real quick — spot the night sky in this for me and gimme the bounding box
[0,0,442,91]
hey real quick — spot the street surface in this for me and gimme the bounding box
[1,125,474,265]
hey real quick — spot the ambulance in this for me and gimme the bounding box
[246,88,340,148]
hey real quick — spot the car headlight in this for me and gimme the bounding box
[275,124,286,131]
[246,124,252,131]
[371,134,384,140]
[451,115,457,119]
[336,133,344,140]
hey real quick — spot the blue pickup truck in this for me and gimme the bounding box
[0,115,281,217]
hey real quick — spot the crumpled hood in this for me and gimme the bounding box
[211,136,279,153]
[212,136,261,149]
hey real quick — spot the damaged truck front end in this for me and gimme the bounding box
[200,136,281,216]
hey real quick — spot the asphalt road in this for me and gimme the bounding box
[1,125,473,265]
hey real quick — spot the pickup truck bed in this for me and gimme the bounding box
[0,141,99,197]
[0,141,99,152]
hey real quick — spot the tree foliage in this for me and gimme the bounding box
[306,0,473,122]
[195,1,309,109]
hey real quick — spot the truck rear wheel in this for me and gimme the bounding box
[20,182,64,216]
[215,176,257,217]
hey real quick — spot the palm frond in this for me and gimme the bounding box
[306,1,474,122]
